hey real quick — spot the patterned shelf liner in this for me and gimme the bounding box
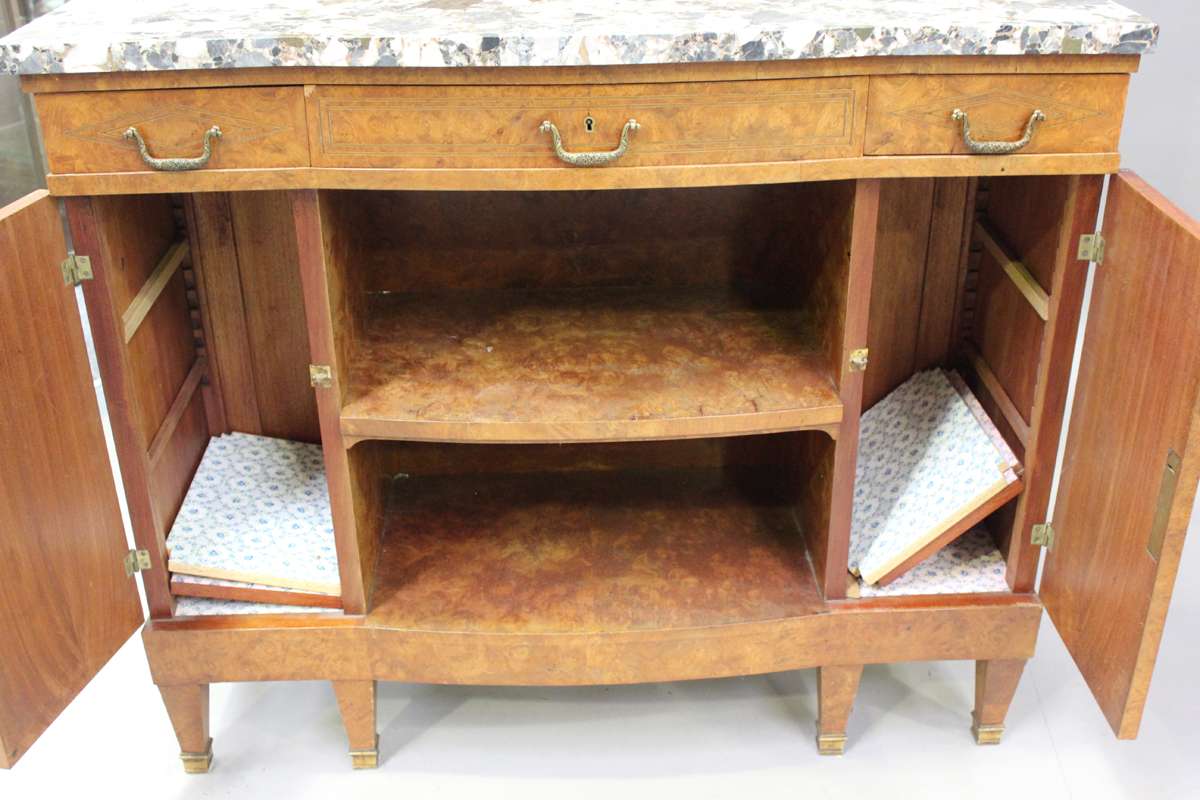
[852,526,1010,597]
[166,432,341,596]
[849,368,1021,587]
[175,595,334,615]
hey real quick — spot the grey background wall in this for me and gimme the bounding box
[1121,1,1200,219]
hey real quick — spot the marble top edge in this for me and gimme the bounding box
[0,1,1157,75]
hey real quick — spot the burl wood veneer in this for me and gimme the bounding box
[369,466,824,632]
[341,288,842,444]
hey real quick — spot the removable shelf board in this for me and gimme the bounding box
[369,466,824,632]
[170,573,343,609]
[166,433,341,595]
[340,287,842,445]
[849,369,1022,587]
[849,527,1010,598]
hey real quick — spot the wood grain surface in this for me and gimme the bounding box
[227,192,321,443]
[344,183,847,294]
[0,192,143,767]
[865,73,1128,156]
[169,577,343,608]
[308,78,866,169]
[1001,175,1102,592]
[369,466,823,633]
[42,152,1123,197]
[341,288,841,444]
[292,190,368,614]
[67,196,180,618]
[141,592,1040,688]
[37,86,309,174]
[863,178,936,409]
[971,658,1026,743]
[1044,171,1200,739]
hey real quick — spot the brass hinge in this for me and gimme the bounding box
[123,549,151,577]
[1031,523,1055,550]
[849,349,869,372]
[309,364,333,388]
[61,254,93,286]
[1077,233,1105,264]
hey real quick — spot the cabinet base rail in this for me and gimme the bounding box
[143,595,1040,770]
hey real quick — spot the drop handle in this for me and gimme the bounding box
[539,119,640,166]
[951,109,1045,155]
[124,125,222,171]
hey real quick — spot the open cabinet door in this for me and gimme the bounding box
[1041,171,1200,739]
[0,192,144,767]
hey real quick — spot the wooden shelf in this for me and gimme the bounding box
[340,287,842,445]
[367,466,824,633]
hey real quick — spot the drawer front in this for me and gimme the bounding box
[307,78,867,169]
[38,86,310,174]
[865,74,1128,156]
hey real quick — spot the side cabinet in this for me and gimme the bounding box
[2,75,1200,771]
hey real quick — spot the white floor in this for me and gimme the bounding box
[1,529,1197,800]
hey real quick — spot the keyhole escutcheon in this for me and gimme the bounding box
[584,116,595,132]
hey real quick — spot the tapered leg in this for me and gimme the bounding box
[333,680,378,769]
[815,664,864,755]
[971,659,1026,745]
[158,684,212,773]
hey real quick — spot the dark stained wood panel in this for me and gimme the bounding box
[863,178,935,410]
[91,194,193,450]
[349,183,854,295]
[369,467,823,633]
[0,192,143,767]
[341,288,842,444]
[1044,171,1200,739]
[969,242,1045,426]
[984,175,1072,291]
[228,191,321,443]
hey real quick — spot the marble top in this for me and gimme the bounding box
[0,0,1155,75]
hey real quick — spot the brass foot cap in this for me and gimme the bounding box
[971,721,1006,746]
[180,738,213,774]
[350,735,380,769]
[816,732,848,756]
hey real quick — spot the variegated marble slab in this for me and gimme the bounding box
[166,433,341,594]
[856,526,1010,596]
[849,369,1017,586]
[0,0,1156,75]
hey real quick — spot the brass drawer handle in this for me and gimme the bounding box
[123,125,222,171]
[951,109,1045,155]
[539,119,640,166]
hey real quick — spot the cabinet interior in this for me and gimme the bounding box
[86,174,1085,618]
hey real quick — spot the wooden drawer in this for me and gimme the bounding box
[865,74,1128,156]
[37,86,310,174]
[306,78,867,169]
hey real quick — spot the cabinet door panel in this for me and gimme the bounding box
[0,192,144,768]
[1043,170,1200,738]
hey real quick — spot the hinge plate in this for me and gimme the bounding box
[61,254,93,286]
[1077,233,1105,264]
[124,549,151,577]
[849,348,869,372]
[1031,523,1055,550]
[310,364,333,388]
